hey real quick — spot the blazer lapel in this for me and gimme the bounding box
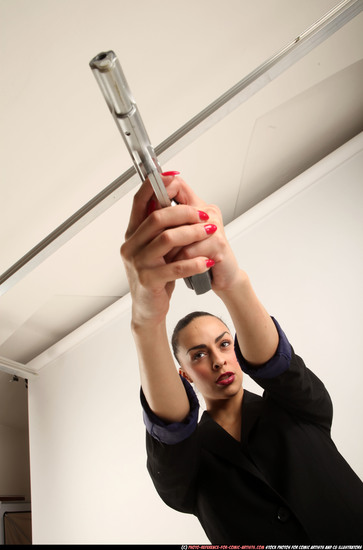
[241,389,265,445]
[198,390,266,483]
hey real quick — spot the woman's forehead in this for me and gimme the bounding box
[179,316,229,346]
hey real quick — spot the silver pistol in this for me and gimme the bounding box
[89,50,212,294]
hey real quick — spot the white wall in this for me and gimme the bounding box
[28,133,363,544]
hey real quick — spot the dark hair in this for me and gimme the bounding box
[171,311,229,365]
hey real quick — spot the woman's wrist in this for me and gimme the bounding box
[131,315,166,336]
[214,269,250,302]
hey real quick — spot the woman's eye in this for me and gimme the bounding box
[192,351,206,361]
[221,340,231,349]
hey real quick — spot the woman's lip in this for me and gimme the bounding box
[216,372,235,385]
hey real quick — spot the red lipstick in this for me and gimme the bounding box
[216,372,235,386]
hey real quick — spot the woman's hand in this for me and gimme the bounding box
[165,176,242,293]
[120,174,215,326]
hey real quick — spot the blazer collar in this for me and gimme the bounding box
[198,389,266,481]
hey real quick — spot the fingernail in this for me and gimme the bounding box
[206,259,215,268]
[204,224,217,235]
[147,199,157,215]
[198,210,209,221]
[161,171,180,176]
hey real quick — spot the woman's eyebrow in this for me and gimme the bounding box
[215,331,229,343]
[186,344,205,355]
[186,331,230,355]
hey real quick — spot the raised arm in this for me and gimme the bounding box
[120,175,215,423]
[162,177,279,366]
[121,174,279,423]
[215,272,279,366]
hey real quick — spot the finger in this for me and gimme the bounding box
[127,204,208,253]
[139,257,214,288]
[173,232,222,264]
[124,180,155,239]
[125,174,182,239]
[164,245,183,264]
[162,175,207,208]
[143,222,218,262]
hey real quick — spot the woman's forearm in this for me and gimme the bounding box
[132,319,190,423]
[216,270,279,366]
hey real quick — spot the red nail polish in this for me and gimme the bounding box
[204,224,217,235]
[161,171,180,176]
[206,259,215,268]
[198,210,209,221]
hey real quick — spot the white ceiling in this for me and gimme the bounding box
[1,0,363,376]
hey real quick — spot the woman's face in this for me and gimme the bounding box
[177,315,243,405]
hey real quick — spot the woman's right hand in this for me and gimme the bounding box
[120,176,215,327]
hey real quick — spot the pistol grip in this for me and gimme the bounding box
[184,271,212,295]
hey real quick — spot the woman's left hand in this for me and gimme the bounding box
[162,176,242,293]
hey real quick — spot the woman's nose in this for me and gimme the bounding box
[212,356,226,371]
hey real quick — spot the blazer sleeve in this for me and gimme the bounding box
[235,318,333,433]
[140,378,200,513]
[145,426,200,513]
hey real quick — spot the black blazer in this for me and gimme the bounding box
[145,348,363,544]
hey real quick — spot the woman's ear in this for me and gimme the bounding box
[179,368,193,383]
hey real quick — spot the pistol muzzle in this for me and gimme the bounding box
[90,50,134,116]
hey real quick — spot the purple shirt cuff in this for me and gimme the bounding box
[140,375,199,445]
[234,317,291,379]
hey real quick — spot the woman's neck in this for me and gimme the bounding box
[206,387,244,442]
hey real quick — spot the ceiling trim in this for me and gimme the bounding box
[26,292,132,372]
[0,0,362,297]
[0,356,38,379]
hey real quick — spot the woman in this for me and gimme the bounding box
[121,173,363,543]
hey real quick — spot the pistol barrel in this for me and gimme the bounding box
[90,51,134,116]
[90,50,212,294]
[90,51,170,207]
